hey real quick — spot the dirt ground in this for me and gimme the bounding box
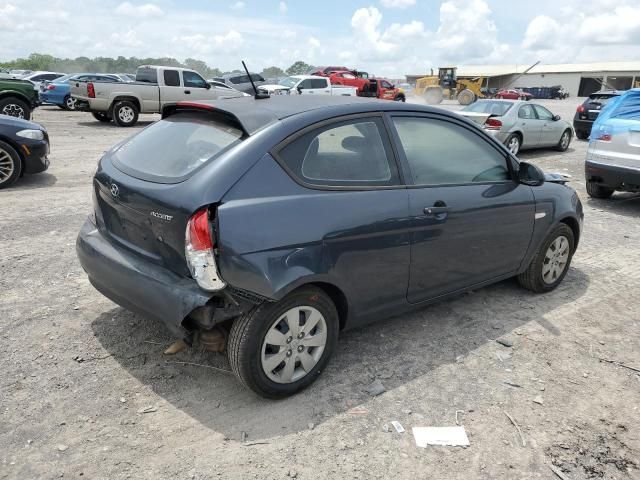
[1,98,639,480]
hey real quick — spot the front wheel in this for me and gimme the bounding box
[518,224,575,293]
[0,97,30,120]
[555,129,572,151]
[505,133,521,155]
[228,286,339,398]
[63,95,76,111]
[0,140,22,189]
[112,100,139,127]
[92,112,111,123]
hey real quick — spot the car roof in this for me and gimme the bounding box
[590,90,622,96]
[167,95,460,136]
[223,72,261,79]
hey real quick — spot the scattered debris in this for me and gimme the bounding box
[199,328,227,353]
[503,380,523,388]
[143,340,164,346]
[57,444,68,452]
[364,379,386,396]
[382,424,390,433]
[549,465,571,480]
[347,406,368,415]
[599,358,640,374]
[496,338,513,348]
[163,339,187,355]
[455,410,465,426]
[240,431,248,443]
[504,411,526,447]
[242,441,269,447]
[307,423,315,430]
[137,406,157,414]
[119,397,126,403]
[391,421,405,433]
[412,426,470,447]
[533,395,544,405]
[164,361,232,375]
[287,470,297,478]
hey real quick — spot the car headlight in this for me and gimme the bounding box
[16,129,44,140]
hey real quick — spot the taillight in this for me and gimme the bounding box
[87,82,95,98]
[185,208,226,291]
[576,105,585,113]
[47,84,56,90]
[594,133,612,142]
[485,118,502,130]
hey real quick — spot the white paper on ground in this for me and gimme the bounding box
[412,426,470,447]
[390,421,405,433]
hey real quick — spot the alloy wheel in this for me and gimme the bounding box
[2,103,25,118]
[118,106,134,123]
[508,136,520,154]
[542,236,570,284]
[261,306,327,384]
[66,96,76,110]
[560,131,570,149]
[0,147,15,185]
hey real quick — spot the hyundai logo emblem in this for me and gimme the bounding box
[110,183,119,197]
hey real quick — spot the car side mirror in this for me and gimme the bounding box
[518,161,545,187]
[296,86,302,94]
[205,82,211,89]
[553,114,560,121]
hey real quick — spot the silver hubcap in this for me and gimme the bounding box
[66,97,76,110]
[118,106,134,123]
[261,306,327,384]
[508,137,520,154]
[542,236,570,284]
[2,103,25,118]
[561,132,569,149]
[0,148,15,184]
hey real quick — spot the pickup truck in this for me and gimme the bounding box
[257,75,357,96]
[329,71,405,102]
[71,65,247,127]
[0,78,40,120]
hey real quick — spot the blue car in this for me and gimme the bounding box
[39,73,120,110]
[76,96,583,398]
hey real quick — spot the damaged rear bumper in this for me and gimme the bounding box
[76,217,253,339]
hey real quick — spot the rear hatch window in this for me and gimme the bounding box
[111,112,243,183]
[584,94,618,120]
[462,100,513,116]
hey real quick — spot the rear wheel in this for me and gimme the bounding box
[0,140,22,189]
[575,129,589,140]
[63,95,76,111]
[112,100,139,127]
[505,133,521,155]
[228,286,339,398]
[555,129,571,151]
[518,224,574,293]
[586,181,614,199]
[457,89,475,105]
[0,97,30,120]
[395,94,405,102]
[424,87,443,105]
[92,112,111,123]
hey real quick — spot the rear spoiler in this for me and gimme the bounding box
[162,101,278,136]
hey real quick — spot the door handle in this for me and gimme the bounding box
[184,90,191,94]
[423,206,450,215]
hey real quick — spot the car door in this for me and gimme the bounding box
[158,69,184,104]
[379,80,395,100]
[517,104,543,147]
[182,70,216,100]
[297,79,317,94]
[273,115,411,324]
[533,104,562,145]
[387,113,536,303]
[310,78,331,94]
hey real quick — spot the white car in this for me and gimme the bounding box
[21,71,66,90]
[259,75,357,96]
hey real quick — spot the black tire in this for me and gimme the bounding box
[0,140,23,189]
[0,97,31,120]
[63,95,76,111]
[395,94,406,102]
[518,224,575,293]
[457,89,475,106]
[586,181,614,199]
[112,100,139,127]
[228,286,339,398]
[92,112,111,123]
[505,133,521,155]
[555,129,572,151]
[575,130,589,140]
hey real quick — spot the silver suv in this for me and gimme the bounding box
[212,72,266,94]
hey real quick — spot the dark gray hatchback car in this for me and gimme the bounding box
[76,96,583,398]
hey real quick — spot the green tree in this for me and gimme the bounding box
[286,61,312,75]
[261,66,285,79]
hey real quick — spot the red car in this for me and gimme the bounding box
[308,66,351,77]
[328,71,405,102]
[495,89,532,100]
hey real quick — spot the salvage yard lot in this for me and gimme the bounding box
[1,99,639,479]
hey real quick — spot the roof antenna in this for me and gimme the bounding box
[242,60,269,99]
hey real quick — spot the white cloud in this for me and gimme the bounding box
[231,1,245,10]
[308,37,320,48]
[578,6,640,44]
[522,15,561,50]
[115,2,164,18]
[279,2,287,14]
[214,30,244,51]
[380,0,415,8]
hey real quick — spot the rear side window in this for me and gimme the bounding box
[230,75,248,84]
[111,112,243,183]
[136,68,158,83]
[518,105,536,119]
[277,118,399,187]
[310,79,327,88]
[392,117,510,185]
[163,70,180,87]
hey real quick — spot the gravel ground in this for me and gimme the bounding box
[1,98,639,480]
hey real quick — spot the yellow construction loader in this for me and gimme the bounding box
[414,67,486,105]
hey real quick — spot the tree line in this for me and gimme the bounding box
[0,53,315,79]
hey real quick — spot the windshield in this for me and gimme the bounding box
[54,74,75,83]
[111,112,243,183]
[462,100,513,115]
[587,94,617,105]
[278,77,298,88]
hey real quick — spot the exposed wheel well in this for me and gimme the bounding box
[560,217,580,250]
[111,96,141,112]
[309,282,349,330]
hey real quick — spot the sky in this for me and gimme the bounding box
[1,0,640,77]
